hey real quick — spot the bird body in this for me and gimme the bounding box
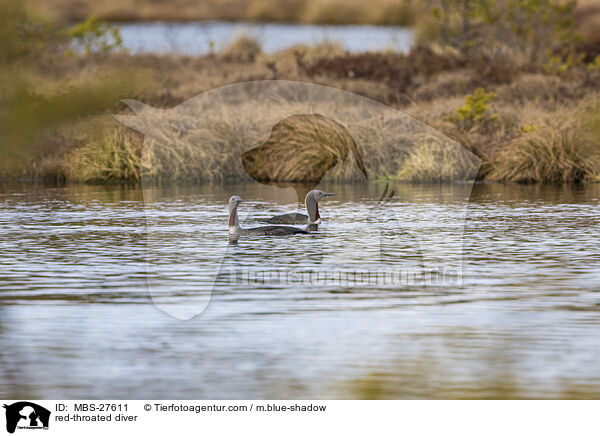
[228,196,307,237]
[265,190,335,225]
[265,212,309,225]
[238,225,307,236]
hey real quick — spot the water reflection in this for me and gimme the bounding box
[0,182,599,398]
[118,21,413,55]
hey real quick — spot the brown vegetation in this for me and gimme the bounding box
[241,114,367,184]
[4,41,598,184]
[489,101,600,183]
[3,0,600,184]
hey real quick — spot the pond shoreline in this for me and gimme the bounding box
[23,46,599,186]
[3,5,600,185]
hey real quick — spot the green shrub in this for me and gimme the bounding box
[448,88,498,130]
[65,16,122,56]
[417,0,580,57]
[0,0,59,63]
[521,123,539,133]
[544,50,585,74]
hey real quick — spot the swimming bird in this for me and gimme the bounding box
[228,196,307,237]
[264,190,336,225]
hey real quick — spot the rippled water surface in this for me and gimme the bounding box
[1,182,599,399]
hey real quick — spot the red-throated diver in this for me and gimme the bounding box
[229,196,307,236]
[264,190,336,225]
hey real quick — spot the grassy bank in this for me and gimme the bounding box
[38,44,599,184]
[2,0,600,184]
[5,43,600,184]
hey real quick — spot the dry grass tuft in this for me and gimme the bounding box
[65,128,141,183]
[299,0,414,25]
[241,114,366,184]
[220,34,262,62]
[396,137,480,182]
[490,101,600,183]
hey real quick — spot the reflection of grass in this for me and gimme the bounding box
[346,362,600,399]
[347,364,521,399]
[340,329,600,399]
[220,34,262,62]
[241,114,366,183]
[65,127,142,183]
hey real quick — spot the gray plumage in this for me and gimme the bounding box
[264,190,335,224]
[265,212,309,225]
[238,225,306,236]
[228,195,307,237]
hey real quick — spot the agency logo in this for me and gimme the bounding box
[3,402,50,434]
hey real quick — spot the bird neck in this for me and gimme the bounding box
[305,194,320,224]
[229,206,240,232]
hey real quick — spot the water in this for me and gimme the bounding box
[1,182,599,399]
[117,21,413,55]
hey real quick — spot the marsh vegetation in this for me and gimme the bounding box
[1,0,599,184]
[2,1,600,400]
